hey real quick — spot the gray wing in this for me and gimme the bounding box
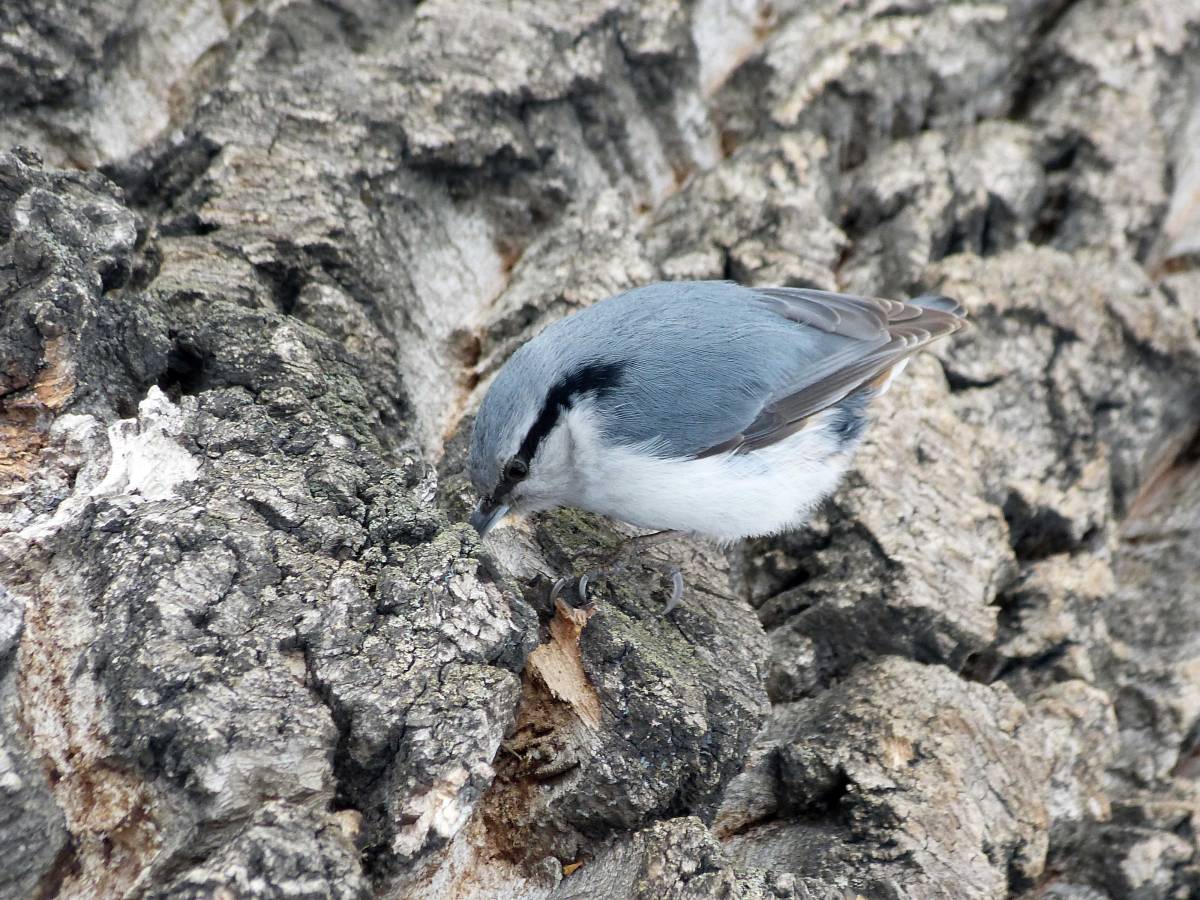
[694,288,967,458]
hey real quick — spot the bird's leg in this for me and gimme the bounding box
[587,529,684,572]
[619,529,685,557]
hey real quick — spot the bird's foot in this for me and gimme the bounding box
[548,562,685,616]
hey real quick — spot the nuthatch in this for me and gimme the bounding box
[468,281,965,608]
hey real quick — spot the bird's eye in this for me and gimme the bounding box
[504,458,528,481]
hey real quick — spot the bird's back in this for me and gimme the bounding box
[511,280,962,459]
[553,283,837,456]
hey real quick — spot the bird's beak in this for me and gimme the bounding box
[469,498,510,539]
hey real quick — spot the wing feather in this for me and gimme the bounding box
[695,288,966,458]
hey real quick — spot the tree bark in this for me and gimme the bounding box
[2,1,1200,898]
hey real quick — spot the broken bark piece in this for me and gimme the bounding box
[527,598,603,730]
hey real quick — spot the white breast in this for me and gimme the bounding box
[564,405,854,544]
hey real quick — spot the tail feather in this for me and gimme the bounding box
[909,293,966,318]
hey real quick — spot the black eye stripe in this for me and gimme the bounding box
[514,361,625,466]
[490,361,625,502]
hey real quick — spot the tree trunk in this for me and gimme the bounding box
[2,1,1200,898]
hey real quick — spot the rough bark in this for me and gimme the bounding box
[2,1,1200,898]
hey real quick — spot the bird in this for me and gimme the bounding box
[467,280,966,610]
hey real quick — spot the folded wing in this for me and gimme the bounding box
[694,288,967,458]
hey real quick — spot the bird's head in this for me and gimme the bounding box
[467,344,624,538]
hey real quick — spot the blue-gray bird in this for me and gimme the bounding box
[468,281,966,550]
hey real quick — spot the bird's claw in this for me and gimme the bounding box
[548,572,597,607]
[662,569,684,616]
[549,576,572,605]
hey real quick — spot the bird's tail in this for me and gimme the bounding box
[868,293,967,396]
[909,293,967,319]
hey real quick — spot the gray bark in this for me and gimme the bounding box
[1,1,1199,898]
